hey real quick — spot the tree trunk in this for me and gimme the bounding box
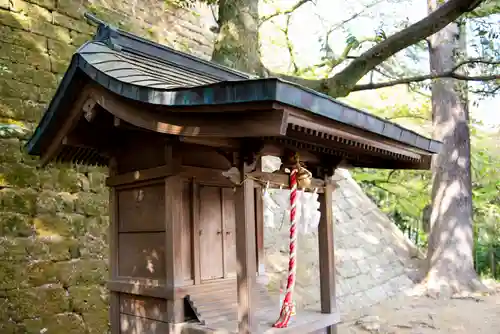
[212,0,265,76]
[426,0,484,294]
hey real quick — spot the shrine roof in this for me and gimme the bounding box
[26,17,441,168]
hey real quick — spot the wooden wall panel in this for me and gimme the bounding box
[179,144,232,170]
[118,232,166,279]
[115,134,167,174]
[199,186,224,281]
[222,188,236,278]
[181,180,192,282]
[120,313,170,334]
[119,293,167,322]
[118,183,165,232]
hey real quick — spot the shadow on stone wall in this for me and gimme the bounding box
[0,1,214,333]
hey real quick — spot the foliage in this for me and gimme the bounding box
[350,97,500,278]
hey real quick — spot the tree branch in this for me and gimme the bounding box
[282,15,299,74]
[352,72,499,91]
[260,0,314,26]
[279,0,485,97]
[352,58,500,91]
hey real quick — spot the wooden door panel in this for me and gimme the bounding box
[222,188,236,278]
[199,186,224,280]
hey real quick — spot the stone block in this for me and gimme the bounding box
[56,0,86,19]
[0,237,32,262]
[348,248,368,261]
[0,60,58,88]
[86,168,107,192]
[337,260,360,278]
[69,285,108,313]
[53,11,94,34]
[23,313,86,334]
[23,0,56,10]
[47,38,77,61]
[0,320,23,334]
[33,213,73,238]
[70,30,93,47]
[0,25,47,51]
[0,42,50,70]
[0,162,43,188]
[77,234,108,259]
[30,20,71,43]
[0,77,40,101]
[25,237,76,261]
[26,260,60,286]
[74,191,108,216]
[36,191,76,214]
[0,188,37,215]
[0,260,29,290]
[38,86,55,102]
[0,9,31,30]
[49,56,69,73]
[5,284,70,321]
[0,97,46,121]
[70,214,108,237]
[57,259,107,287]
[82,310,110,334]
[0,212,33,237]
[0,0,8,9]
[11,1,52,22]
[356,258,371,274]
[0,138,22,164]
[39,165,80,192]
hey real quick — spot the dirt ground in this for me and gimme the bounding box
[338,283,500,334]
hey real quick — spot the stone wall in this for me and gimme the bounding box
[0,1,215,333]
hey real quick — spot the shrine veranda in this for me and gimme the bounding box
[26,18,442,334]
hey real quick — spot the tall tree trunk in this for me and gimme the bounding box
[426,0,483,294]
[212,0,265,75]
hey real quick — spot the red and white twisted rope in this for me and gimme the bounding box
[273,165,298,328]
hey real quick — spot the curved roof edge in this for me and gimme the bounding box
[26,20,442,157]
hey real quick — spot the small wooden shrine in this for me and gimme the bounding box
[26,18,442,334]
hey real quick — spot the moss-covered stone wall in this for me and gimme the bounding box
[0,1,215,332]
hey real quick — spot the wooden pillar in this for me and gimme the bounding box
[164,144,184,325]
[165,175,185,323]
[191,181,201,285]
[108,157,120,334]
[318,179,337,334]
[255,187,265,275]
[235,177,257,333]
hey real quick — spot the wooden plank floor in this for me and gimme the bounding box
[214,309,340,333]
[183,280,340,333]
[184,306,340,334]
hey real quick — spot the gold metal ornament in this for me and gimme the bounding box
[296,166,312,189]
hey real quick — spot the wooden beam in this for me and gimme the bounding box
[107,164,327,191]
[107,279,167,299]
[178,136,241,149]
[234,172,257,333]
[286,112,424,159]
[318,178,337,334]
[40,90,92,166]
[89,87,287,138]
[106,165,175,187]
